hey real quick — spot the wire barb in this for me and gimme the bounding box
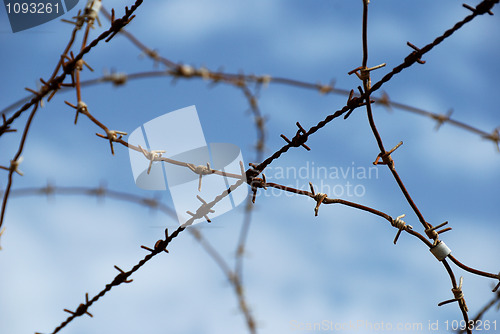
[138,145,166,175]
[75,59,94,72]
[177,64,196,77]
[84,0,102,28]
[9,156,24,176]
[251,174,267,203]
[103,71,128,86]
[61,9,86,29]
[318,80,335,95]
[438,276,468,312]
[186,195,215,223]
[64,293,93,318]
[432,109,454,131]
[348,63,386,89]
[406,42,426,64]
[344,88,373,119]
[154,239,169,253]
[463,2,495,15]
[112,265,133,285]
[425,221,452,240]
[96,130,128,155]
[391,214,413,244]
[309,182,327,216]
[62,52,93,74]
[64,100,88,124]
[373,141,403,167]
[248,164,267,203]
[280,122,311,151]
[187,162,214,191]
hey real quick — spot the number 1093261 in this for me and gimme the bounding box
[6,2,60,14]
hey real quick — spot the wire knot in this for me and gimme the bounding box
[75,59,94,72]
[391,214,412,244]
[141,229,170,254]
[346,89,360,110]
[281,122,310,151]
[463,2,495,15]
[138,145,166,174]
[9,156,24,176]
[64,100,88,124]
[452,277,468,312]
[432,109,453,131]
[439,276,468,312]
[425,221,451,241]
[64,293,93,318]
[83,0,102,28]
[177,64,196,77]
[245,167,261,182]
[348,64,386,89]
[61,1,102,29]
[391,214,407,230]
[405,42,426,65]
[186,195,215,224]
[249,171,267,204]
[188,163,212,175]
[452,285,464,301]
[373,141,403,167]
[188,162,213,191]
[111,265,133,285]
[309,182,327,216]
[198,67,211,80]
[105,129,127,141]
[259,74,272,86]
[343,88,374,119]
[96,129,127,155]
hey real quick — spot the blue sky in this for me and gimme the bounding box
[1,1,500,334]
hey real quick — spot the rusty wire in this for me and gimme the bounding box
[0,0,144,233]
[4,183,258,334]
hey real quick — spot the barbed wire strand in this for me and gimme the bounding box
[4,183,258,333]
[3,69,498,151]
[0,0,144,235]
[356,1,498,331]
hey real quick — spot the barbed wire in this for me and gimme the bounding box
[0,0,144,233]
[0,0,499,334]
[3,53,499,150]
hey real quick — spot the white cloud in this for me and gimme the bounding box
[147,0,281,43]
